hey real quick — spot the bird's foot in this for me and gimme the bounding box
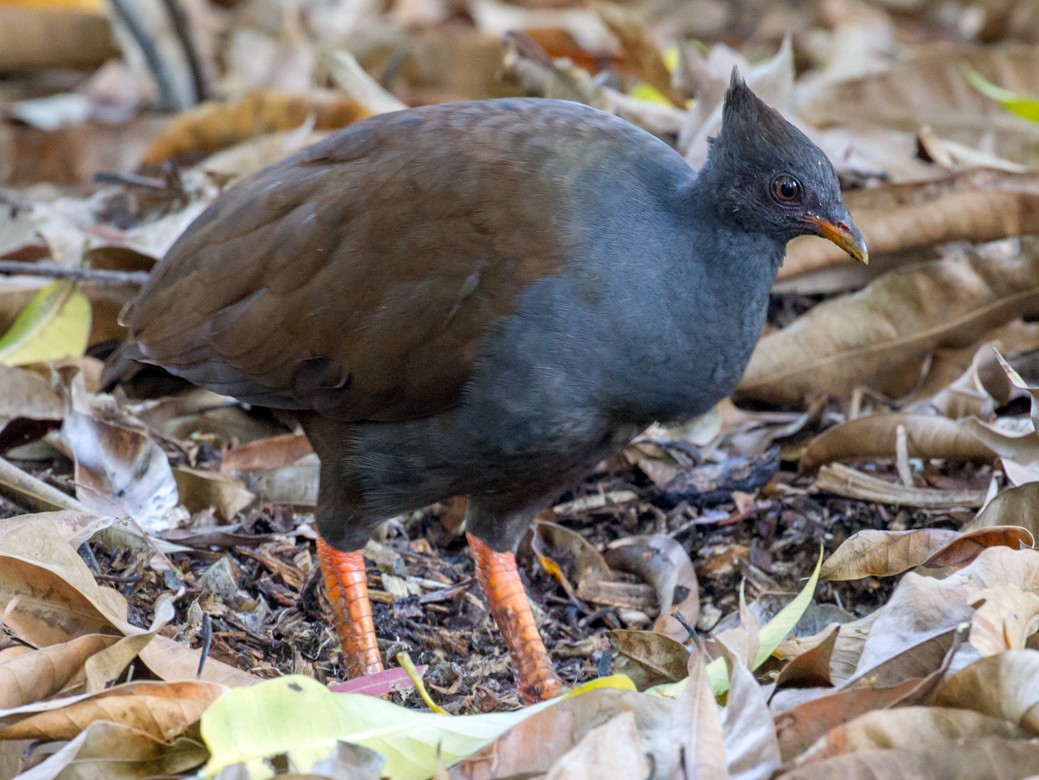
[316,537,385,678]
[467,532,563,704]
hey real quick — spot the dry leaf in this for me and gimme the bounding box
[741,240,1039,406]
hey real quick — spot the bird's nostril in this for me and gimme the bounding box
[837,221,849,232]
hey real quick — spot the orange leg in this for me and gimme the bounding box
[316,537,384,678]
[467,532,563,703]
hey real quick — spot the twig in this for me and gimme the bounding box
[0,261,150,286]
[161,0,206,102]
[109,0,183,111]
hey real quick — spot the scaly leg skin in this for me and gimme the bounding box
[316,537,384,678]
[467,532,563,703]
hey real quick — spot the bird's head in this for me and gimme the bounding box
[704,69,868,264]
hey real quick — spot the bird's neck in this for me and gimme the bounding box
[603,178,784,425]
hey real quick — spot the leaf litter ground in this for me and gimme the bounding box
[0,350,967,715]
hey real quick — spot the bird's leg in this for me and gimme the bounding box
[466,532,563,703]
[316,536,384,678]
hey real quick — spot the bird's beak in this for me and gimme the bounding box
[803,214,869,264]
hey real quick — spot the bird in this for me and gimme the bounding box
[119,70,867,703]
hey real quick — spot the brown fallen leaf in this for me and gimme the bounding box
[781,736,1039,779]
[0,518,135,646]
[904,322,1039,411]
[967,482,1039,535]
[173,466,255,521]
[0,679,224,742]
[11,719,207,780]
[774,625,840,689]
[855,548,1039,674]
[544,709,649,779]
[795,706,1027,766]
[605,535,700,640]
[821,529,960,581]
[800,413,998,472]
[923,526,1034,570]
[716,641,782,779]
[220,432,314,474]
[593,2,684,107]
[740,239,1039,406]
[0,634,119,710]
[449,688,676,779]
[780,169,1039,282]
[931,651,1039,733]
[675,650,728,780]
[774,678,930,764]
[608,629,689,690]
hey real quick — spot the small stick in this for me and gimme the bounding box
[0,261,150,286]
[161,0,207,103]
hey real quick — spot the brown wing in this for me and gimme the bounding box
[125,100,602,421]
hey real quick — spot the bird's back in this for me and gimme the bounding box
[125,98,692,421]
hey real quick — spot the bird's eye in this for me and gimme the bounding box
[771,175,802,203]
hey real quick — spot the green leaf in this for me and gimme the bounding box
[200,674,634,780]
[963,64,1039,123]
[648,548,823,698]
[0,280,91,366]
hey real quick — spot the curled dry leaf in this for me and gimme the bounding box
[715,641,782,780]
[0,510,115,548]
[674,651,728,780]
[967,482,1039,534]
[499,30,685,141]
[173,466,255,521]
[774,625,839,689]
[0,364,62,436]
[908,341,1021,420]
[968,585,1039,656]
[856,547,1039,674]
[800,413,997,472]
[994,349,1039,434]
[904,321,1039,411]
[820,528,960,581]
[0,679,225,742]
[64,406,181,532]
[532,521,612,604]
[0,634,120,709]
[604,535,699,640]
[593,2,684,107]
[0,518,136,646]
[958,416,1039,464]
[922,526,1034,570]
[739,240,1039,406]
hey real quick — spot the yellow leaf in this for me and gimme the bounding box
[0,280,90,366]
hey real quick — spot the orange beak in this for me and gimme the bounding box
[804,214,869,264]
